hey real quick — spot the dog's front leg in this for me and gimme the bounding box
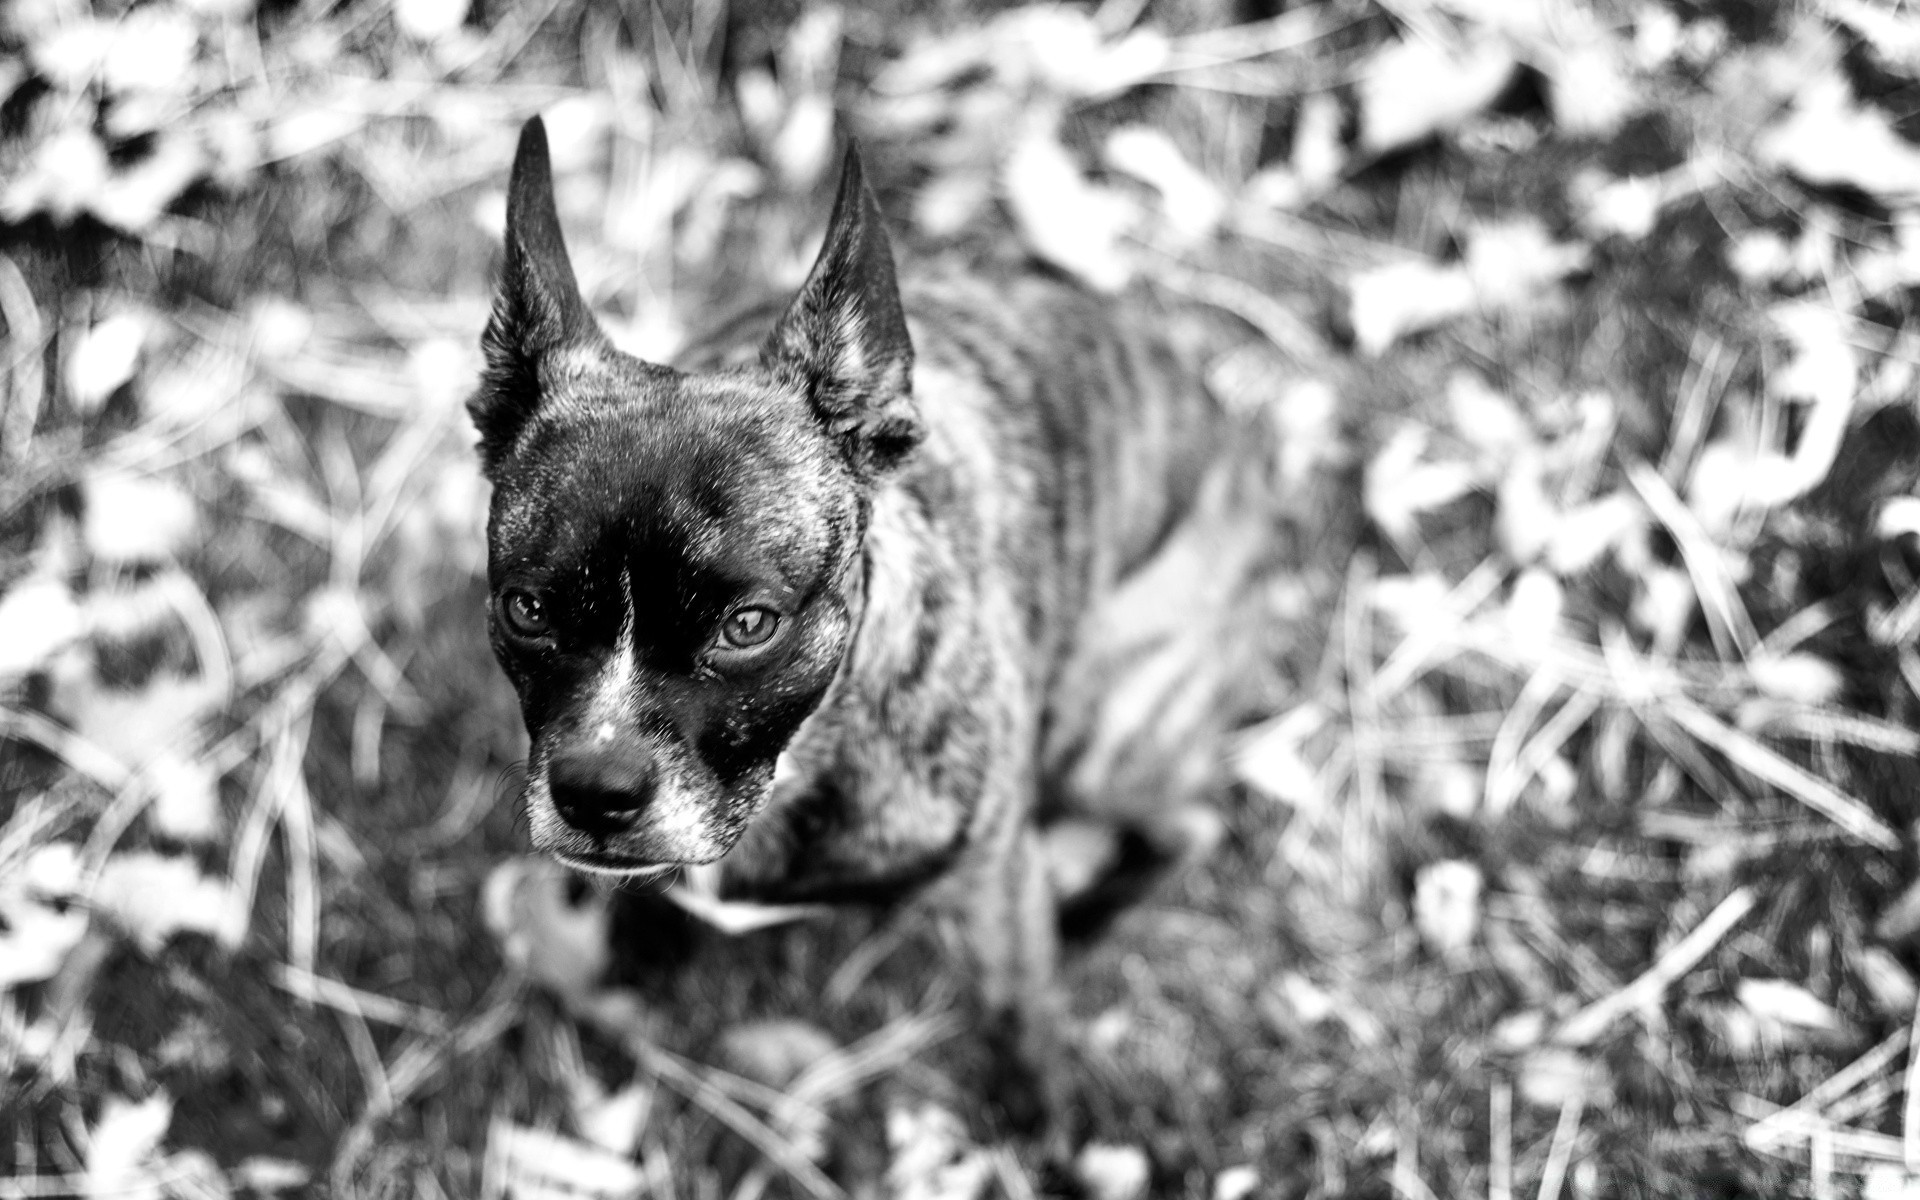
[957,782,1068,1142]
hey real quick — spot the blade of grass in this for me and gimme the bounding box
[1664,697,1899,850]
[1553,887,1756,1047]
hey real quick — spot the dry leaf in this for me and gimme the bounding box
[572,1081,653,1157]
[1044,818,1121,899]
[394,0,470,43]
[1413,859,1483,962]
[1504,568,1565,658]
[1359,35,1516,154]
[1464,220,1589,309]
[1104,126,1224,242]
[0,578,85,681]
[1076,1143,1151,1200]
[1517,1047,1606,1109]
[66,310,152,415]
[486,1121,646,1200]
[717,1019,840,1090]
[1855,946,1919,1016]
[1746,653,1844,707]
[92,854,235,954]
[0,842,89,989]
[1214,1166,1260,1200]
[1735,977,1847,1041]
[1364,425,1477,545]
[83,1093,172,1200]
[1547,40,1637,137]
[1004,117,1139,291]
[887,1101,994,1200]
[481,857,609,1004]
[1348,258,1475,356]
[1760,73,1920,198]
[144,750,223,843]
[82,473,199,564]
[2,127,111,224]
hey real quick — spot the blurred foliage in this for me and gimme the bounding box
[15,0,1920,1196]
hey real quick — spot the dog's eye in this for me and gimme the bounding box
[500,589,551,638]
[719,606,779,649]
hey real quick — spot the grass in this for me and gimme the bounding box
[7,0,1920,1196]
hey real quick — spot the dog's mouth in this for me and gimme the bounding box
[551,849,682,881]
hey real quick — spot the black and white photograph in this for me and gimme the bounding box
[2,0,1916,1195]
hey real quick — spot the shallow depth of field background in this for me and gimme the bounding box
[9,0,1920,1196]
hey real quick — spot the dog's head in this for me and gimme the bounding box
[470,118,918,876]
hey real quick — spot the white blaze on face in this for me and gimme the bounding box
[585,569,640,730]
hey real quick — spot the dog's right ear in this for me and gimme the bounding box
[474,117,603,471]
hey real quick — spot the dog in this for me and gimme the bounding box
[470,116,1302,1130]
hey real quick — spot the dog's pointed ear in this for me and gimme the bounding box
[474,117,603,471]
[763,143,919,476]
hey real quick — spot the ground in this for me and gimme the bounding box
[6,0,1920,1197]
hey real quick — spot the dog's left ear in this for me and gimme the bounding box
[474,117,606,472]
[763,143,920,476]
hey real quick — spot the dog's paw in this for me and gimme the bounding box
[1050,805,1226,944]
[982,1010,1071,1152]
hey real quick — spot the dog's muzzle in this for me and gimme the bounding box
[547,741,655,838]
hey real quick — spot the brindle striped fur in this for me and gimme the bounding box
[473,117,1302,1129]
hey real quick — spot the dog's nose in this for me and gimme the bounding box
[547,743,655,838]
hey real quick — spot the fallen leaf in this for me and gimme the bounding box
[1348,258,1476,356]
[486,1121,646,1199]
[1497,448,1557,564]
[1517,1047,1606,1109]
[1413,859,1483,962]
[1579,173,1664,240]
[1746,653,1844,707]
[1448,372,1534,467]
[1,127,111,225]
[1856,946,1919,1016]
[82,472,199,564]
[717,1019,840,1090]
[101,6,198,95]
[1004,116,1139,291]
[1214,1166,1260,1200]
[572,1080,653,1157]
[1076,1143,1151,1200]
[0,842,90,989]
[887,1101,994,1200]
[1545,39,1637,137]
[1104,125,1225,242]
[1546,492,1643,576]
[1504,568,1565,659]
[144,750,223,844]
[393,0,470,43]
[0,578,86,681]
[66,310,152,415]
[59,671,220,772]
[1759,73,1920,199]
[1863,1164,1920,1200]
[230,1159,310,1194]
[1358,35,1516,153]
[1363,425,1477,545]
[1736,977,1848,1041]
[92,853,235,955]
[83,1094,172,1200]
[1463,220,1589,309]
[481,857,609,1004]
[1043,818,1121,900]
